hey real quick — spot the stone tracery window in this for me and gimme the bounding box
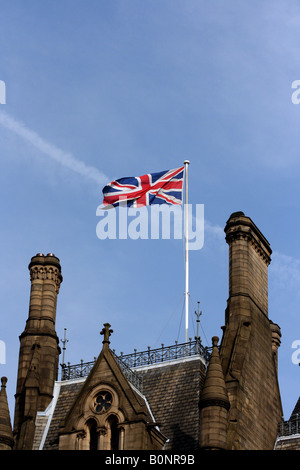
[73,386,126,450]
[94,391,113,413]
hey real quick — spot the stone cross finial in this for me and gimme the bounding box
[100,323,113,345]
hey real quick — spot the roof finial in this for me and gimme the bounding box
[60,328,69,365]
[195,301,202,341]
[100,323,113,345]
[1,376,7,389]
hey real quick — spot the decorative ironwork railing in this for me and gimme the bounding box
[61,359,96,382]
[60,339,211,394]
[118,339,211,368]
[112,350,144,393]
[278,415,300,437]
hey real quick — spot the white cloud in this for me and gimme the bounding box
[0,110,109,186]
[270,251,300,291]
[205,219,224,240]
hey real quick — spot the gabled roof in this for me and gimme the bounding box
[34,353,206,451]
[34,327,164,450]
[33,324,208,451]
[59,344,156,434]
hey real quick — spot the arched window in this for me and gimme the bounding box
[107,415,119,450]
[86,418,98,450]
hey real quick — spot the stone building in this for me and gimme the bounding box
[0,211,297,450]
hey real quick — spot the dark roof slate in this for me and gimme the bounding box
[136,357,206,451]
[43,381,84,450]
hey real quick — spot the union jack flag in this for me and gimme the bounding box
[102,166,184,208]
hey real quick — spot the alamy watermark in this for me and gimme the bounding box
[0,340,5,364]
[291,340,300,365]
[96,203,204,250]
[291,80,300,104]
[0,80,6,104]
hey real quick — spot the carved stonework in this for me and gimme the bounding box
[29,266,63,292]
[76,431,86,440]
[97,426,107,436]
[100,323,113,345]
[225,226,271,266]
[224,212,272,266]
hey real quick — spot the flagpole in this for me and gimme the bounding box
[184,160,190,343]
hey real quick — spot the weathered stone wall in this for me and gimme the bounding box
[221,212,282,450]
[14,253,62,449]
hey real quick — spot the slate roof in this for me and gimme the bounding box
[33,380,84,450]
[34,354,206,451]
[136,356,206,451]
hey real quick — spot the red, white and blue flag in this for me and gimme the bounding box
[102,166,184,208]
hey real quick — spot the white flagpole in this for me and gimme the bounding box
[184,160,190,343]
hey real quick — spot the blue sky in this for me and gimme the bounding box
[1,0,300,422]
